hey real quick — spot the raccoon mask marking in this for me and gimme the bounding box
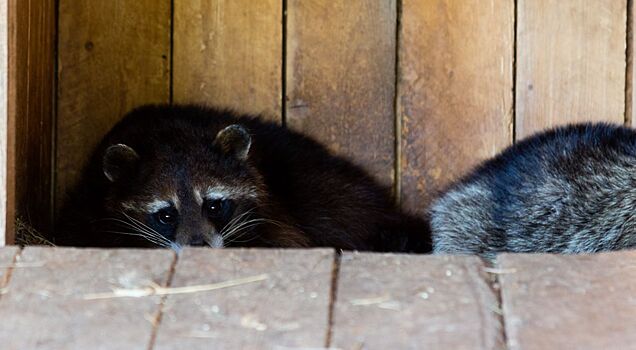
[95,124,265,250]
[55,105,431,252]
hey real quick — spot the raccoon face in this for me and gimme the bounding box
[99,124,265,250]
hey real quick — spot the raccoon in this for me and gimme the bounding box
[431,123,636,259]
[55,105,430,252]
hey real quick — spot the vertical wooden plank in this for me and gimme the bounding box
[398,0,514,214]
[56,0,171,209]
[173,0,282,121]
[330,253,504,349]
[0,0,8,245]
[7,0,56,237]
[0,247,174,349]
[154,248,334,349]
[499,251,636,349]
[516,0,626,137]
[286,0,397,186]
[627,0,634,126]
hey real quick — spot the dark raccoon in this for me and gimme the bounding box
[55,104,430,252]
[431,123,636,259]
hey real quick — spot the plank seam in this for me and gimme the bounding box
[281,0,288,127]
[512,0,518,143]
[393,0,402,206]
[324,251,341,348]
[168,0,174,105]
[0,247,22,299]
[50,0,59,221]
[625,0,633,126]
[147,251,178,350]
[489,255,510,349]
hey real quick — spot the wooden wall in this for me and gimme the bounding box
[0,0,7,245]
[2,0,633,244]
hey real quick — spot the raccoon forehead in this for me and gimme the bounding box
[121,196,180,213]
[193,185,260,204]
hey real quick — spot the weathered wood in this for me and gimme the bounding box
[516,0,626,137]
[173,0,282,121]
[627,0,635,126]
[330,253,504,350]
[0,247,174,349]
[398,0,514,214]
[56,0,171,210]
[7,0,56,237]
[0,246,19,286]
[499,251,636,350]
[0,0,8,245]
[154,248,334,349]
[286,0,397,186]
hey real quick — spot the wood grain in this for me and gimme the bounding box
[516,0,626,137]
[398,0,514,214]
[7,0,56,238]
[499,251,636,350]
[330,253,504,349]
[0,246,18,286]
[0,247,175,349]
[154,248,334,349]
[286,0,397,186]
[56,0,171,210]
[173,0,282,121]
[0,0,8,245]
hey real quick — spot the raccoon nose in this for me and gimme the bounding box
[189,235,205,246]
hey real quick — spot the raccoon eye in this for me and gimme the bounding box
[205,199,233,219]
[155,208,178,226]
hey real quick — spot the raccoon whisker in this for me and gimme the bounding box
[170,242,183,254]
[222,217,288,241]
[224,231,261,245]
[120,212,169,240]
[100,217,172,245]
[102,230,171,248]
[222,222,266,243]
[221,218,268,240]
[220,209,257,237]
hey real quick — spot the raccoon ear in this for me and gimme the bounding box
[102,144,140,182]
[214,125,251,160]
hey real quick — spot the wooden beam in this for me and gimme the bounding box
[286,0,397,187]
[6,0,56,241]
[330,253,504,349]
[0,0,8,245]
[398,0,514,214]
[173,0,283,122]
[516,0,626,137]
[499,251,636,349]
[56,0,171,211]
[154,248,335,349]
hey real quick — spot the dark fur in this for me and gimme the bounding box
[431,123,636,259]
[55,104,430,252]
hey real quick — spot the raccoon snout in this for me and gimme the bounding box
[185,233,223,248]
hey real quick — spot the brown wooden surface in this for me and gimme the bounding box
[0,246,19,286]
[56,0,171,210]
[499,251,636,350]
[628,0,635,126]
[286,0,397,186]
[330,253,504,350]
[173,0,282,121]
[0,247,175,349]
[155,248,334,349]
[1,0,8,245]
[515,0,626,138]
[398,0,514,214]
[8,0,56,238]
